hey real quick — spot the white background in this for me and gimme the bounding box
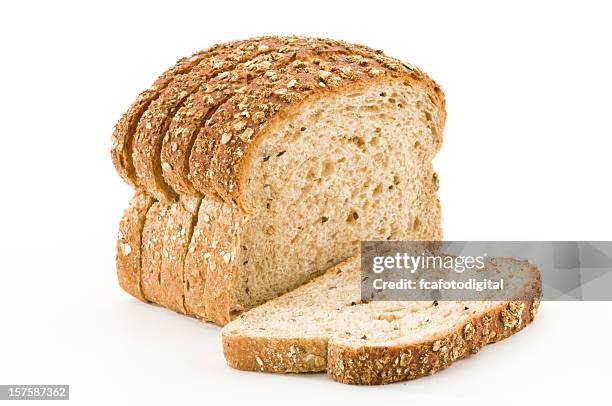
[1,0,610,404]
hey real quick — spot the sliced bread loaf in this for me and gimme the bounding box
[114,37,446,325]
[221,256,541,384]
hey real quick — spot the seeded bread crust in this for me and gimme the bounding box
[140,202,170,303]
[110,41,231,187]
[159,195,201,313]
[326,298,540,385]
[183,193,241,320]
[116,191,155,301]
[110,37,445,209]
[160,39,298,196]
[221,258,541,385]
[115,190,244,324]
[131,39,287,203]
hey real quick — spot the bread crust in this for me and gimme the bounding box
[188,37,375,200]
[140,202,170,303]
[160,38,292,196]
[159,195,201,313]
[110,42,228,187]
[221,259,541,385]
[131,39,283,203]
[327,298,540,384]
[183,193,241,321]
[116,191,155,301]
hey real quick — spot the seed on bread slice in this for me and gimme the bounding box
[116,191,155,301]
[222,256,541,384]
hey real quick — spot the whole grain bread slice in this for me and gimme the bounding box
[159,195,201,313]
[116,191,155,301]
[140,201,170,303]
[183,193,241,319]
[222,256,541,385]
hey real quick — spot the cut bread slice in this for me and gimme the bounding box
[116,191,155,301]
[159,195,201,313]
[222,256,541,385]
[140,201,170,304]
[183,193,240,319]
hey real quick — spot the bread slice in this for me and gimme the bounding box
[183,193,240,319]
[140,201,170,303]
[116,191,155,300]
[222,256,542,385]
[159,195,201,313]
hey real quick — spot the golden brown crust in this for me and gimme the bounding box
[160,38,292,196]
[116,191,155,301]
[140,202,170,303]
[114,189,241,323]
[131,39,283,203]
[159,195,201,313]
[188,37,351,199]
[327,298,540,385]
[183,193,239,320]
[223,336,329,373]
[112,37,446,210]
[110,43,227,187]
[199,198,243,325]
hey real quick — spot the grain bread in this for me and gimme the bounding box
[159,195,201,313]
[140,201,170,304]
[221,256,542,384]
[116,191,155,300]
[113,36,446,324]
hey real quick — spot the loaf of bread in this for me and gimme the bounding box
[112,36,446,325]
[221,256,542,384]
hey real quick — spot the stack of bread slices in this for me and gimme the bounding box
[112,36,541,384]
